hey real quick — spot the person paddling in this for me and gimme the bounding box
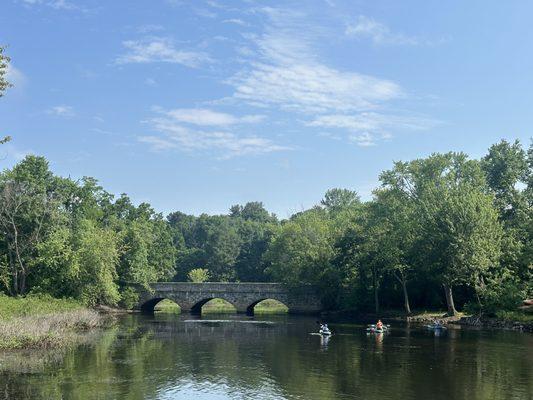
[376,320,383,330]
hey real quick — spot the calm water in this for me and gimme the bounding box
[1,314,532,400]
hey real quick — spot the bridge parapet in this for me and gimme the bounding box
[137,282,322,315]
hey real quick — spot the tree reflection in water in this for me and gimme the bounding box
[1,315,531,400]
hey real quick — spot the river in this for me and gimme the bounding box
[1,313,532,400]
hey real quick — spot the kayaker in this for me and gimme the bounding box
[376,320,383,330]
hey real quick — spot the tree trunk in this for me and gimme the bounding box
[394,271,411,315]
[402,279,411,315]
[443,283,457,316]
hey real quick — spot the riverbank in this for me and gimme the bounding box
[0,295,113,350]
[323,308,533,332]
[455,311,533,332]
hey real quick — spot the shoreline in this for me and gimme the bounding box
[0,296,116,351]
[321,309,533,332]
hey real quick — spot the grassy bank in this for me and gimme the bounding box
[0,295,112,350]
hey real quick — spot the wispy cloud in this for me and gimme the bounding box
[140,107,287,158]
[309,112,438,146]
[155,108,265,126]
[137,24,165,34]
[5,64,27,91]
[223,18,249,26]
[47,105,75,118]
[349,132,376,147]
[116,37,211,68]
[223,7,436,148]
[139,125,288,158]
[228,8,401,114]
[20,0,86,11]
[345,16,423,46]
[308,113,436,131]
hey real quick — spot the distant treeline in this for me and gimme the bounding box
[0,140,531,314]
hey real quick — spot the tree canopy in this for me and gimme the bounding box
[0,140,530,315]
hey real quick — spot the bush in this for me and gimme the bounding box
[469,275,526,316]
[188,268,210,283]
[119,287,139,310]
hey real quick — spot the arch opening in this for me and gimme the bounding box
[140,298,181,313]
[247,299,289,315]
[154,298,181,314]
[191,298,237,315]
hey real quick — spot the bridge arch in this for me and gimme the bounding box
[140,297,182,313]
[190,297,237,315]
[245,298,288,315]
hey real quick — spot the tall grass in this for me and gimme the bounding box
[0,294,83,320]
[0,295,112,350]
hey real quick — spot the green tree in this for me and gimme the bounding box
[72,219,120,306]
[381,153,502,315]
[371,188,418,314]
[188,268,210,283]
[265,209,335,306]
[321,188,360,214]
[0,156,57,295]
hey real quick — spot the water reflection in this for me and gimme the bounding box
[0,314,531,400]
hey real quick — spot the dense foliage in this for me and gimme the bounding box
[0,140,531,315]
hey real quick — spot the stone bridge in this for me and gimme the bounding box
[137,282,322,315]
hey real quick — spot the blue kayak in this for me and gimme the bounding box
[426,324,447,330]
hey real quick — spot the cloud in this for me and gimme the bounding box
[222,7,437,148]
[5,64,27,90]
[140,108,287,158]
[156,108,265,126]
[116,37,211,68]
[3,144,34,162]
[47,105,75,117]
[223,18,249,26]
[310,112,438,146]
[20,0,85,11]
[230,62,400,113]
[345,16,421,46]
[140,124,288,158]
[144,77,157,86]
[137,24,165,34]
[308,112,436,131]
[227,8,402,114]
[349,132,376,147]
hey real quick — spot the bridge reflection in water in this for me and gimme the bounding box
[138,282,322,315]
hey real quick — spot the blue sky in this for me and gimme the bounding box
[1,0,532,217]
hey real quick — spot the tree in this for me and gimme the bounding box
[230,201,277,223]
[482,140,529,228]
[381,153,502,315]
[265,209,334,293]
[234,220,277,282]
[371,188,418,314]
[188,268,210,283]
[321,188,360,214]
[0,156,57,295]
[72,219,120,306]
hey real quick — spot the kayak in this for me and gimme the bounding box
[426,324,447,330]
[367,324,390,333]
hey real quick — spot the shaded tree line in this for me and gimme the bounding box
[0,140,531,315]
